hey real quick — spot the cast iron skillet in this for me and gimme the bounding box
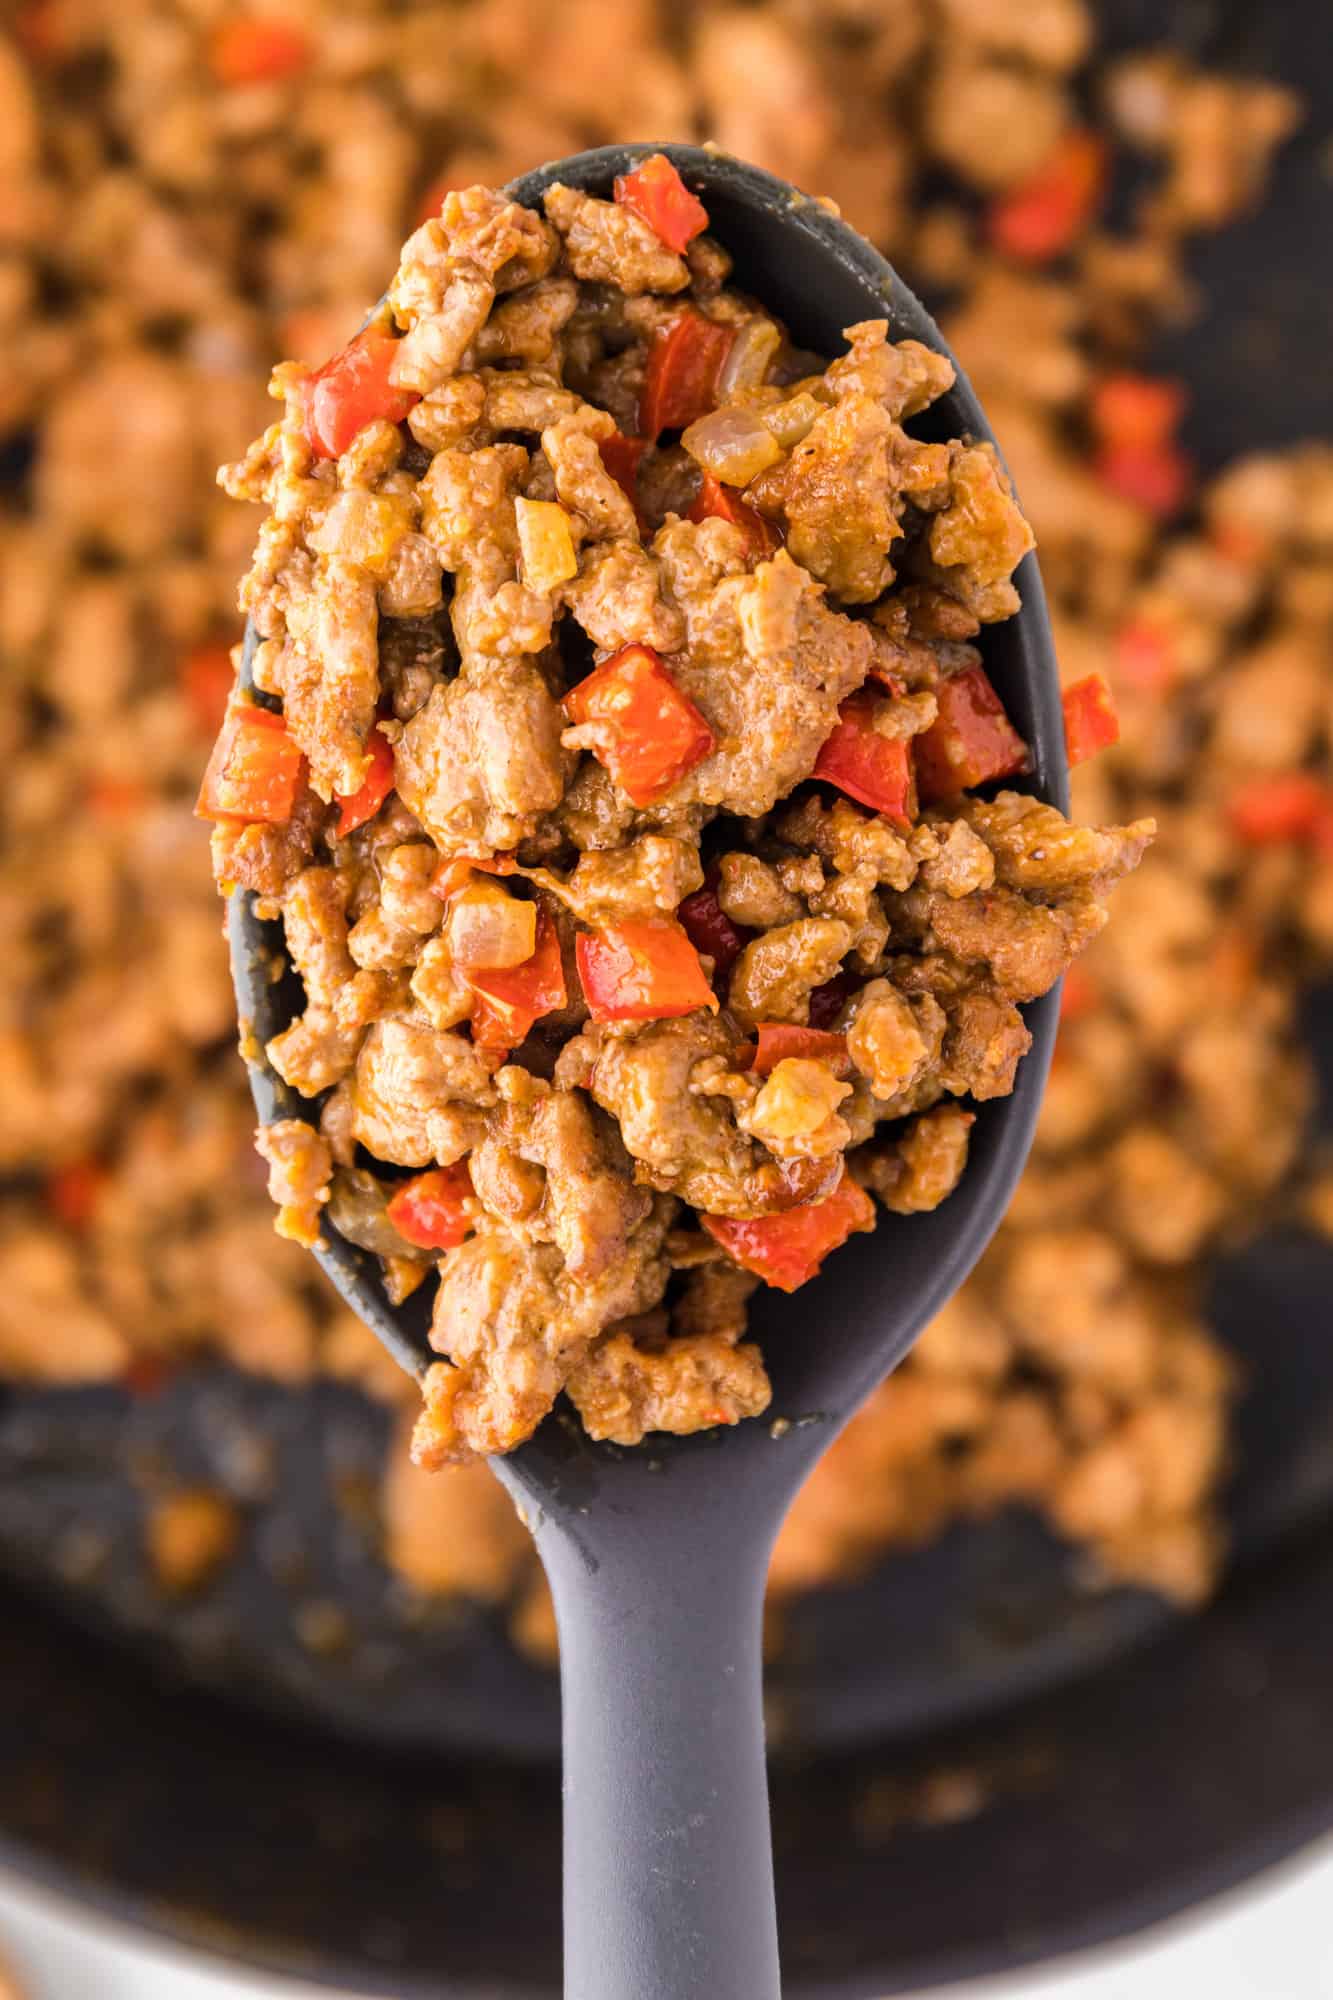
[228,143,1066,2000]
[0,5,1329,1993]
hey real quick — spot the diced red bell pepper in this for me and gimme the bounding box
[181,642,236,736]
[1114,618,1179,695]
[1227,773,1333,845]
[677,874,750,983]
[386,1162,475,1252]
[807,971,859,1031]
[687,471,780,558]
[577,921,718,1024]
[914,664,1029,802]
[1090,374,1186,452]
[301,328,421,462]
[466,905,567,1051]
[813,689,918,828]
[564,644,715,807]
[209,17,311,86]
[123,1355,175,1398]
[1063,673,1121,767]
[702,1169,875,1293]
[987,129,1108,264]
[335,724,395,836]
[1094,443,1192,518]
[613,153,710,255]
[196,701,305,824]
[640,312,736,441]
[1210,519,1270,568]
[1058,964,1100,1021]
[89,777,148,818]
[598,433,650,529]
[1089,368,1191,523]
[45,1159,105,1231]
[751,1025,851,1077]
[15,3,66,61]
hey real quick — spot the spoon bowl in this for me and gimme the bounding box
[229,143,1066,2000]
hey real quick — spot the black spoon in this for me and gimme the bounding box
[228,143,1066,2000]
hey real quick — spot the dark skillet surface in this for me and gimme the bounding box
[0,3,1330,1992]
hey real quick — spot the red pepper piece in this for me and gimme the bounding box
[750,1025,851,1077]
[123,1356,175,1399]
[577,922,718,1024]
[614,153,710,254]
[1227,774,1333,845]
[640,312,735,441]
[702,1170,876,1292]
[89,777,148,818]
[1094,443,1193,518]
[45,1159,105,1230]
[301,328,420,462]
[209,17,311,85]
[1090,374,1186,453]
[1114,618,1179,695]
[687,471,780,557]
[813,689,918,828]
[1210,520,1271,568]
[467,905,567,1051]
[196,701,305,824]
[1062,673,1121,767]
[677,875,750,984]
[181,642,236,736]
[386,1163,475,1252]
[15,3,67,61]
[914,665,1029,802]
[598,433,651,529]
[334,724,395,836]
[1058,964,1100,1021]
[987,129,1108,264]
[564,644,715,807]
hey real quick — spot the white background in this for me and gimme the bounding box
[0,1839,1330,1999]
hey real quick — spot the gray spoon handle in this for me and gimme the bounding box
[541,1518,780,2000]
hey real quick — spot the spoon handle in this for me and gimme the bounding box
[541,1522,780,2000]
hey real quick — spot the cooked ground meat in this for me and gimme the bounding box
[1,0,1317,1643]
[209,166,1149,1465]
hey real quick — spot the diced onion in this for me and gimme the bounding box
[515,496,579,593]
[717,317,782,398]
[681,406,782,487]
[327,1168,423,1258]
[761,390,824,449]
[447,883,538,970]
[307,489,415,579]
[752,1059,851,1141]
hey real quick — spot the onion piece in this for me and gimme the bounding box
[327,1168,425,1259]
[717,316,782,398]
[681,406,782,486]
[446,882,538,970]
[761,390,824,449]
[306,489,415,579]
[515,496,579,592]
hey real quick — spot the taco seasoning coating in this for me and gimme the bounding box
[211,159,1152,1467]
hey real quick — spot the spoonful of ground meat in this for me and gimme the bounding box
[214,145,1151,2000]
